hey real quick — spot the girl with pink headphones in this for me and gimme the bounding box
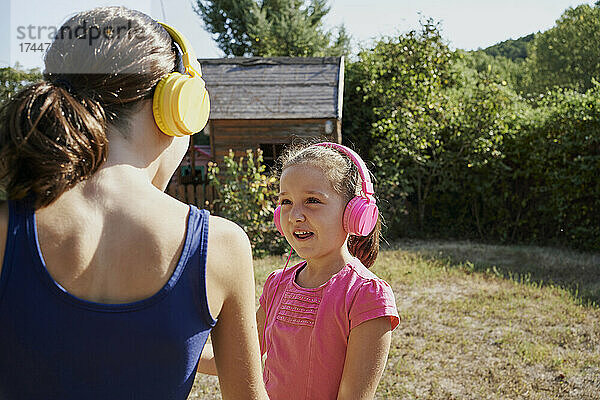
[258,142,400,399]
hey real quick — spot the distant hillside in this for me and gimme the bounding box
[482,33,535,60]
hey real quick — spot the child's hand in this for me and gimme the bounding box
[197,341,217,376]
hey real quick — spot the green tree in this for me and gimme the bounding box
[527,4,600,92]
[482,33,534,61]
[344,20,457,231]
[459,49,527,92]
[0,66,41,105]
[193,0,350,57]
[344,20,528,236]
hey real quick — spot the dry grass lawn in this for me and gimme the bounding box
[189,241,600,399]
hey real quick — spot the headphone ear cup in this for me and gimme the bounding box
[343,196,379,236]
[152,74,171,135]
[175,76,210,134]
[153,73,210,137]
[273,205,283,235]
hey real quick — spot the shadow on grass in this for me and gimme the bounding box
[390,240,600,307]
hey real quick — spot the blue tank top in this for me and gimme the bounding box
[0,200,216,400]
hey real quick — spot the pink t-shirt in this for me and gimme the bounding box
[259,258,399,400]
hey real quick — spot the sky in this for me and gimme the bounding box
[1,0,596,70]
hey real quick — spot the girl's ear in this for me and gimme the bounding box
[274,205,284,235]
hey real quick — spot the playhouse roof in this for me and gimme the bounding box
[198,57,344,120]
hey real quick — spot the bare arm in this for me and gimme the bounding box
[197,313,261,376]
[336,317,393,400]
[206,216,268,400]
[256,305,266,355]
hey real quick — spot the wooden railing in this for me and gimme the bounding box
[166,145,214,207]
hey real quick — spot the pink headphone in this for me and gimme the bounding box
[273,142,378,237]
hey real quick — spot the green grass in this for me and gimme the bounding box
[399,240,600,307]
[189,241,600,399]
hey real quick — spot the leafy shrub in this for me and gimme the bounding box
[343,18,600,251]
[207,149,287,256]
[505,85,600,249]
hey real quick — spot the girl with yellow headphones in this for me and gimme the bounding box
[0,6,266,400]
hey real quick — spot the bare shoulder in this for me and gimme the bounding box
[0,201,8,278]
[207,215,251,254]
[206,215,252,283]
[205,215,254,317]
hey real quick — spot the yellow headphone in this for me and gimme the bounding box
[153,22,210,137]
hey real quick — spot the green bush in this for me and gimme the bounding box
[207,149,287,256]
[343,18,600,251]
[384,81,600,250]
[505,85,600,249]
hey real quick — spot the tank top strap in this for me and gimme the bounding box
[184,205,216,327]
[0,199,30,302]
[186,205,210,259]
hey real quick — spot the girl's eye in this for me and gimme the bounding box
[280,199,291,205]
[307,197,321,204]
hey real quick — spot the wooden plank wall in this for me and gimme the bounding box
[166,118,341,207]
[209,118,341,161]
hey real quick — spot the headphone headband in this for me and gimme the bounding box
[152,22,210,137]
[313,142,374,196]
[158,22,202,77]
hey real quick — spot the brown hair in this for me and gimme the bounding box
[278,142,382,268]
[0,7,177,208]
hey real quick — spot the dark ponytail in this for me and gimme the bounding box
[0,6,179,208]
[0,81,107,208]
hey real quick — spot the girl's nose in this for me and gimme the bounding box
[289,205,306,222]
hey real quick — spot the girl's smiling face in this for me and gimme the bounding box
[278,163,349,264]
